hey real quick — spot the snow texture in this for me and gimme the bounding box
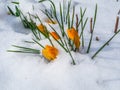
[0,0,120,90]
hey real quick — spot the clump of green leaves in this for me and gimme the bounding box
[8,0,120,64]
[7,5,20,17]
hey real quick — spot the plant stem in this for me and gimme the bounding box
[86,4,97,53]
[71,6,75,28]
[64,39,76,65]
[76,14,79,32]
[114,16,119,33]
[90,18,93,33]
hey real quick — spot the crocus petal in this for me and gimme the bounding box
[67,27,80,49]
[44,18,57,24]
[50,32,60,40]
[37,24,46,34]
[67,27,78,40]
[74,36,80,49]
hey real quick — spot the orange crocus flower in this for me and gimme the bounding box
[42,45,59,61]
[50,32,60,40]
[37,24,46,34]
[67,27,80,49]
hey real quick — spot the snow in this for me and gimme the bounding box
[0,0,120,90]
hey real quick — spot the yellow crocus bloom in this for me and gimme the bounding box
[42,45,59,61]
[37,24,46,34]
[67,27,80,49]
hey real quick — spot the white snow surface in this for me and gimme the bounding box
[0,0,120,90]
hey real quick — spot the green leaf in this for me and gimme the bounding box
[7,50,40,54]
[24,40,35,43]
[92,29,120,59]
[66,0,72,24]
[41,9,55,23]
[11,1,19,5]
[60,3,65,37]
[32,39,44,49]
[86,4,98,53]
[78,8,87,27]
[12,45,39,51]
[8,45,40,54]
[7,6,15,16]
[15,6,20,16]
[71,6,75,28]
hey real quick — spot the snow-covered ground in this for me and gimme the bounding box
[0,0,120,90]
